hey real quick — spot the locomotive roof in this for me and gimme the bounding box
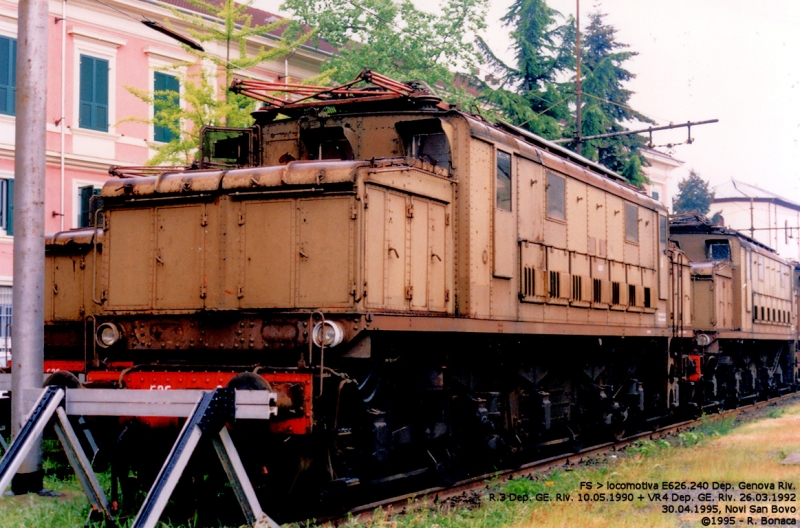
[101,157,448,198]
[669,213,780,256]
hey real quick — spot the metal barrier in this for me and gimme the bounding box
[0,386,279,528]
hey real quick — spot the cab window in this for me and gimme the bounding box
[625,203,639,243]
[546,172,565,221]
[496,150,512,211]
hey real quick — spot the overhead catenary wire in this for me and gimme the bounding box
[92,0,204,50]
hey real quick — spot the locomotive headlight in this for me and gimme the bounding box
[696,333,712,347]
[96,322,121,348]
[312,321,344,348]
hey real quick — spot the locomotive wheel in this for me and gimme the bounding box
[43,370,83,389]
[226,371,271,391]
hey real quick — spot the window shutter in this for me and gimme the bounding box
[154,72,179,142]
[0,37,15,116]
[95,59,108,131]
[79,186,95,228]
[79,55,94,129]
[6,178,13,236]
[79,55,109,131]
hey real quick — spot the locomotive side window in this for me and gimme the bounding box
[707,241,731,261]
[625,203,639,243]
[496,150,512,211]
[200,126,260,168]
[408,133,450,166]
[546,172,565,221]
[659,215,667,254]
[396,119,451,168]
[302,127,355,161]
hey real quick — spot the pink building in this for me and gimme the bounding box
[0,0,328,358]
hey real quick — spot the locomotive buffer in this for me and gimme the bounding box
[0,386,279,528]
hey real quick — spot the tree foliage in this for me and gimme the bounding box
[282,0,487,98]
[479,5,653,187]
[575,10,653,186]
[125,0,312,165]
[673,170,715,215]
[476,0,573,138]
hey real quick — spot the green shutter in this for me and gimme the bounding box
[79,55,109,131]
[6,179,13,237]
[79,186,94,228]
[154,72,179,142]
[0,37,16,116]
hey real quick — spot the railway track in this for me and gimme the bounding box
[322,392,800,526]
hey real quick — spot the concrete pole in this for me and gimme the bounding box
[11,0,49,494]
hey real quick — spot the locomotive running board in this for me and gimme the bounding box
[0,386,112,519]
[131,388,279,528]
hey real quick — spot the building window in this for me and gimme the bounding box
[496,150,512,211]
[78,185,101,228]
[0,177,13,236]
[546,172,565,221]
[79,55,109,131]
[153,72,179,143]
[625,203,639,243]
[0,285,10,367]
[0,36,16,116]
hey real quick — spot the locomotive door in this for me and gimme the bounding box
[105,208,153,310]
[297,197,354,308]
[154,205,205,310]
[240,200,293,308]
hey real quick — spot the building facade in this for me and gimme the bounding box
[641,148,683,211]
[0,0,328,362]
[712,179,800,261]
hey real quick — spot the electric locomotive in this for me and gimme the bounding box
[36,71,797,517]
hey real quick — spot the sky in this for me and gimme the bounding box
[253,0,800,203]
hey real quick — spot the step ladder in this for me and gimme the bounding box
[0,386,279,528]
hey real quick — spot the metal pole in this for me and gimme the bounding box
[575,0,582,155]
[11,0,49,494]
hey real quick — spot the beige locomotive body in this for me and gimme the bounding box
[35,74,800,519]
[670,219,797,402]
[45,111,672,347]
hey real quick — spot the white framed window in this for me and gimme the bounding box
[69,27,124,136]
[144,47,190,145]
[72,179,102,229]
[0,169,13,237]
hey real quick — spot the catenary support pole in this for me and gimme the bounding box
[11,0,49,494]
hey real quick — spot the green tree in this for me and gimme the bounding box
[576,10,653,186]
[281,0,487,99]
[477,0,574,138]
[673,170,714,215]
[125,0,312,165]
